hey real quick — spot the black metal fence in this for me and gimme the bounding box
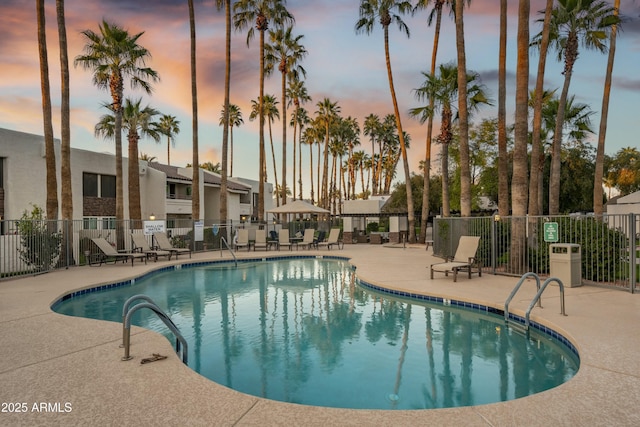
[433,213,639,292]
[0,217,341,280]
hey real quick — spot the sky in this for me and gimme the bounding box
[1,0,639,199]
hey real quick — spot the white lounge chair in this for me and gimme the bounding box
[278,229,293,250]
[153,233,192,259]
[300,228,316,250]
[131,233,172,261]
[253,229,268,251]
[234,229,251,251]
[317,228,343,250]
[91,237,147,267]
[430,236,481,282]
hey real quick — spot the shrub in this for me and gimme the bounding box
[15,205,62,272]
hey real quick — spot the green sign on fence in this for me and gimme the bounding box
[544,222,558,242]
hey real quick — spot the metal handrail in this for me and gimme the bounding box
[220,236,237,267]
[504,272,542,322]
[121,295,188,364]
[525,277,567,329]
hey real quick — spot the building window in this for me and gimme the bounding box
[102,217,116,230]
[186,185,192,196]
[83,217,98,229]
[240,192,251,204]
[83,173,98,197]
[101,175,116,198]
[0,157,4,187]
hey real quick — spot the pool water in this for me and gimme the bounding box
[54,258,579,410]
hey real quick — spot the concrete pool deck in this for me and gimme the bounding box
[1,244,639,426]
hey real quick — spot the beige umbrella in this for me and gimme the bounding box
[267,200,330,214]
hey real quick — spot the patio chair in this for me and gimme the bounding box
[317,228,343,250]
[91,237,147,267]
[254,229,268,251]
[313,230,326,248]
[300,228,316,250]
[131,233,172,262]
[234,229,251,251]
[430,236,481,282]
[153,232,192,259]
[278,229,293,250]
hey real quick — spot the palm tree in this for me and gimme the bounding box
[188,0,200,221]
[234,0,293,221]
[411,63,490,216]
[139,152,157,162]
[219,104,243,177]
[454,0,471,217]
[37,0,58,220]
[250,95,280,205]
[528,0,553,217]
[302,124,320,204]
[356,0,416,242]
[594,0,620,216]
[497,0,508,217]
[75,20,159,242]
[266,26,307,205]
[510,0,530,273]
[217,0,232,227]
[536,0,618,214]
[413,0,454,241]
[287,78,311,201]
[158,114,180,165]
[363,113,381,195]
[342,116,360,201]
[199,161,222,173]
[94,98,161,223]
[56,0,72,223]
[315,98,340,209]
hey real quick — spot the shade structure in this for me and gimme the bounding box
[267,200,330,214]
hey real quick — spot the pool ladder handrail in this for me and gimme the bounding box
[121,295,188,364]
[220,236,238,267]
[504,272,567,332]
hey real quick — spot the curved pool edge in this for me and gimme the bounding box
[51,253,580,387]
[2,245,639,425]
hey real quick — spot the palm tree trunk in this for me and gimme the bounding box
[281,72,287,206]
[128,132,142,223]
[37,0,58,221]
[383,26,415,242]
[298,125,303,200]
[510,0,530,274]
[497,0,509,217]
[309,142,314,204]
[292,111,297,201]
[230,125,234,177]
[594,0,619,217]
[268,118,280,207]
[317,141,321,206]
[257,29,266,221]
[442,140,450,217]
[220,0,231,225]
[322,126,330,209]
[188,0,200,222]
[455,0,471,218]
[420,1,443,243]
[529,0,552,217]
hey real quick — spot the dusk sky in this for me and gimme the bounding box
[1,0,639,199]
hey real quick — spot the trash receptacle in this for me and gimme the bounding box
[549,243,581,287]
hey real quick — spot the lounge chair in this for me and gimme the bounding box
[91,237,147,267]
[254,229,268,251]
[153,232,192,259]
[430,236,481,282]
[313,230,326,248]
[317,228,343,250]
[299,228,316,250]
[234,229,251,251]
[278,229,293,250]
[131,233,172,261]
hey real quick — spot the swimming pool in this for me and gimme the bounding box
[53,257,579,410]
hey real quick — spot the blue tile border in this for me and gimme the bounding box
[50,255,351,310]
[50,255,578,361]
[357,278,580,360]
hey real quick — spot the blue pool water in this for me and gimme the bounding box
[54,258,579,410]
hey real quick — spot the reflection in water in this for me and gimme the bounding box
[54,259,579,410]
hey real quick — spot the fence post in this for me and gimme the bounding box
[491,214,497,274]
